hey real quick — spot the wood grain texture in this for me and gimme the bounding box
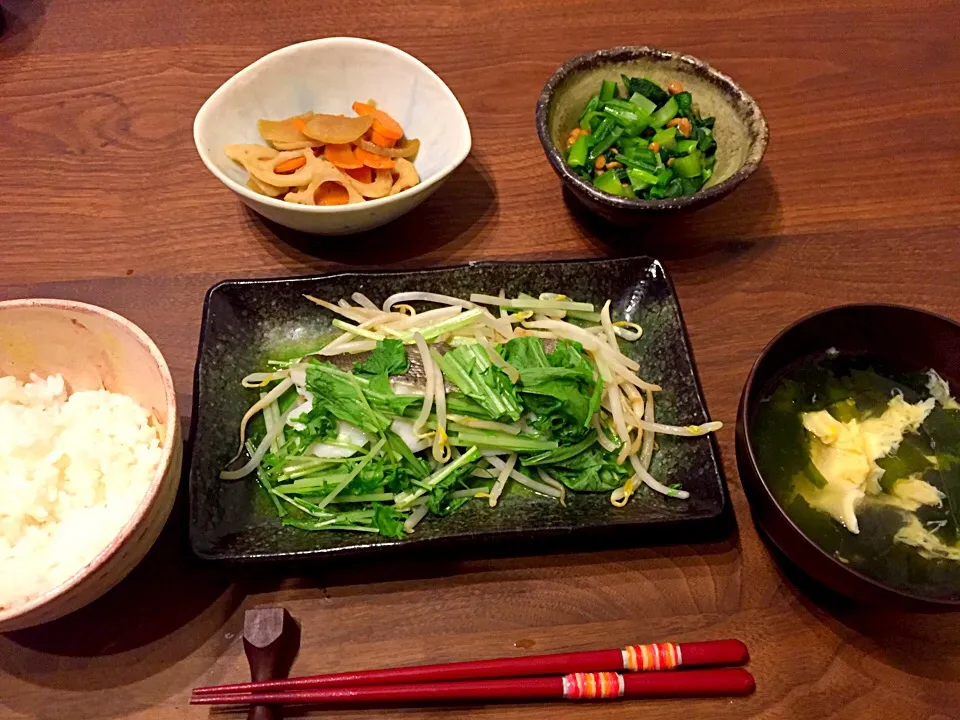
[1,0,959,718]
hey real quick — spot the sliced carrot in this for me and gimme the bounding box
[352,101,375,117]
[355,147,396,169]
[344,166,373,184]
[292,117,307,132]
[370,130,397,148]
[371,110,403,141]
[324,143,363,169]
[315,181,350,206]
[351,100,404,141]
[274,156,307,173]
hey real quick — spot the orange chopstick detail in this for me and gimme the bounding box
[193,639,748,697]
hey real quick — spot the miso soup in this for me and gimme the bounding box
[752,352,960,599]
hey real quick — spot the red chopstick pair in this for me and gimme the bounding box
[191,639,753,708]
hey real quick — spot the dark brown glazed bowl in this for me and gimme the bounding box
[536,47,768,226]
[736,304,960,608]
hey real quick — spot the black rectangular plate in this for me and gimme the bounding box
[188,257,728,561]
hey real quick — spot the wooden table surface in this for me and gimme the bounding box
[2,0,960,717]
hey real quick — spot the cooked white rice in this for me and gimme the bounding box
[0,374,162,611]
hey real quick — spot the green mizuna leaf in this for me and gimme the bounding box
[305,362,390,434]
[434,345,522,421]
[354,339,409,377]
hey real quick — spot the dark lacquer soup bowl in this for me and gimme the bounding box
[736,304,960,608]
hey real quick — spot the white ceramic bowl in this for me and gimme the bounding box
[0,299,182,631]
[194,37,472,235]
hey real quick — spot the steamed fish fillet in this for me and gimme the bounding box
[306,421,372,459]
[325,345,457,394]
[283,338,562,456]
[285,347,444,458]
[293,415,428,459]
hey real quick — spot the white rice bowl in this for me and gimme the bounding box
[0,373,162,611]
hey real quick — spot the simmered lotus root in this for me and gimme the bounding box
[224,100,420,206]
[226,144,285,195]
[357,136,420,160]
[303,113,373,145]
[389,158,420,196]
[315,182,350,206]
[284,158,364,206]
[247,176,286,197]
[341,167,394,199]
[257,113,315,144]
[225,144,278,165]
[398,138,420,162]
[248,149,316,187]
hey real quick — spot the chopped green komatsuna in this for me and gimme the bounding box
[627,92,657,116]
[579,111,604,132]
[587,116,615,148]
[578,95,600,128]
[612,154,652,173]
[671,151,702,179]
[673,91,693,115]
[567,133,589,168]
[629,167,660,187]
[651,126,678,150]
[593,169,627,196]
[563,75,718,200]
[588,126,623,162]
[621,75,669,106]
[602,104,651,134]
[649,97,679,128]
[599,79,618,101]
[627,168,652,192]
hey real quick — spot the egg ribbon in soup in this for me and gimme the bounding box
[755,359,960,568]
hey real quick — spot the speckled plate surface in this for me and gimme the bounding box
[188,257,728,562]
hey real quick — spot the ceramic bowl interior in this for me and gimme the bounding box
[737,304,960,607]
[536,47,768,213]
[0,299,182,630]
[194,37,471,233]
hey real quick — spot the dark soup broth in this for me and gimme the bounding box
[751,352,960,599]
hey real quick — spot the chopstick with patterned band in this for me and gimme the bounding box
[192,639,748,698]
[190,667,755,707]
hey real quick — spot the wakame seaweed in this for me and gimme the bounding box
[752,352,960,599]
